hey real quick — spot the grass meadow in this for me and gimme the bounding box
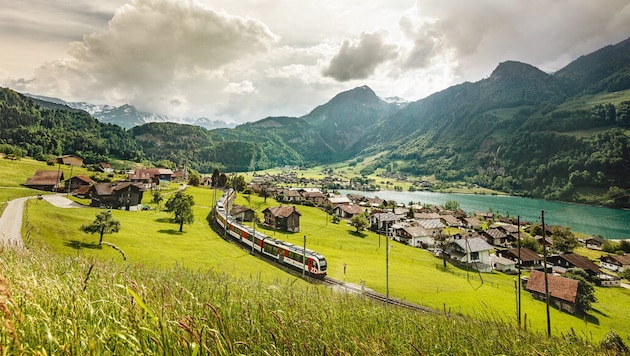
[1,157,629,353]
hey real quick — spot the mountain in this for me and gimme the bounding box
[5,38,630,207]
[22,93,236,130]
[554,37,630,95]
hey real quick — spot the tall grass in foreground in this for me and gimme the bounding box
[1,249,617,355]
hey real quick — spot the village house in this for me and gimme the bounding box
[262,205,301,232]
[546,253,601,277]
[24,170,64,191]
[440,214,461,228]
[55,155,83,167]
[490,255,517,272]
[88,182,145,210]
[334,204,364,219]
[128,168,174,188]
[63,175,94,194]
[496,247,543,268]
[525,270,579,314]
[393,224,434,247]
[99,162,114,173]
[326,195,351,207]
[460,216,482,230]
[445,237,494,273]
[583,236,608,250]
[475,211,494,221]
[599,254,630,272]
[230,205,255,222]
[482,227,511,247]
[281,189,302,203]
[371,212,399,237]
[300,190,326,206]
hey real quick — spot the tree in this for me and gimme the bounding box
[443,200,460,211]
[153,192,163,210]
[230,175,246,192]
[564,268,597,313]
[188,172,200,187]
[551,226,579,253]
[350,214,369,232]
[80,211,120,245]
[165,192,195,232]
[211,168,220,188]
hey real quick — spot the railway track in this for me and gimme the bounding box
[322,276,436,314]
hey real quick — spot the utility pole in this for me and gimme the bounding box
[542,210,551,337]
[386,222,389,302]
[302,235,306,278]
[517,215,522,328]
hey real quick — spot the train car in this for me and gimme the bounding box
[214,190,327,278]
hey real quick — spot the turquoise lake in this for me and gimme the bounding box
[340,190,630,240]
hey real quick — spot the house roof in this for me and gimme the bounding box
[417,219,445,230]
[328,196,351,204]
[484,228,508,239]
[554,253,601,274]
[440,215,460,226]
[68,175,94,184]
[92,182,145,196]
[75,185,91,195]
[25,170,63,186]
[526,270,578,304]
[452,237,493,253]
[230,205,253,215]
[129,168,174,181]
[462,217,482,227]
[401,225,432,238]
[264,205,301,218]
[601,254,630,265]
[414,212,441,220]
[338,204,364,215]
[507,247,541,262]
[491,255,516,266]
[372,212,399,222]
[283,189,302,198]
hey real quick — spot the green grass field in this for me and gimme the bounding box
[3,157,630,348]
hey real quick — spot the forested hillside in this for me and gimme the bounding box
[0,88,143,164]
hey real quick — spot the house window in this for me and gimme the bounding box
[470,251,479,261]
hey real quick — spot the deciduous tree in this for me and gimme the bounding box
[80,211,121,245]
[165,192,195,232]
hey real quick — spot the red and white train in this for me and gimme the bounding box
[215,190,327,278]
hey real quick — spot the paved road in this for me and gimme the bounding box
[0,194,83,248]
[0,196,31,248]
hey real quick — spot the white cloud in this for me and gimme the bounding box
[2,0,630,122]
[223,81,257,94]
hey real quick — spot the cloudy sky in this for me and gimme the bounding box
[1,0,629,123]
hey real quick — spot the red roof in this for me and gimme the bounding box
[526,270,578,304]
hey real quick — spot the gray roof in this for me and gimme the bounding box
[452,237,493,252]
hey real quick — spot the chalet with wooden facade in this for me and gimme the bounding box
[583,236,607,250]
[546,253,601,277]
[496,247,543,268]
[263,206,301,232]
[24,170,64,191]
[128,168,174,188]
[334,204,364,219]
[55,155,84,167]
[599,254,630,272]
[64,175,94,194]
[526,270,579,314]
[88,182,145,210]
[230,205,254,222]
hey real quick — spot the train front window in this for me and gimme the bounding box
[319,259,327,271]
